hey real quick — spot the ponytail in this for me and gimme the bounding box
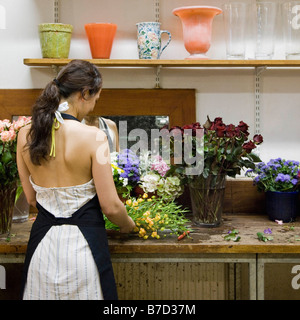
[27,81,60,165]
[26,59,102,165]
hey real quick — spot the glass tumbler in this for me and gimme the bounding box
[283,1,300,60]
[255,2,277,60]
[223,2,247,59]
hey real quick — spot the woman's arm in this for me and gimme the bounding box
[16,127,36,207]
[91,129,135,233]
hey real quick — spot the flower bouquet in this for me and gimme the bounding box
[168,116,263,227]
[105,192,192,240]
[138,152,184,202]
[111,149,140,198]
[169,116,263,181]
[246,158,300,222]
[0,116,31,234]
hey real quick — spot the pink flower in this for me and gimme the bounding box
[8,128,16,141]
[12,116,31,131]
[0,119,11,132]
[1,130,12,142]
[151,156,170,177]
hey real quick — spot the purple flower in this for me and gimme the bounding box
[291,178,298,185]
[264,228,272,234]
[275,173,290,183]
[117,149,140,183]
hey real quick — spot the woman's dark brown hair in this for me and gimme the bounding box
[27,59,102,165]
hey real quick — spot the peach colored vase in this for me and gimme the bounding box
[85,23,117,59]
[173,6,222,59]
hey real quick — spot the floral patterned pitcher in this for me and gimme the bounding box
[136,22,171,59]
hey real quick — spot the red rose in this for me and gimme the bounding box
[216,124,226,137]
[214,117,223,125]
[242,141,256,153]
[253,134,263,144]
[192,122,201,130]
[209,117,224,130]
[170,126,183,137]
[238,121,249,133]
[234,127,242,137]
[225,124,236,137]
[182,124,193,130]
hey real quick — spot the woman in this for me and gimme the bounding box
[17,59,135,300]
[83,116,120,152]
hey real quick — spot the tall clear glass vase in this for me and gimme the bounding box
[0,182,17,235]
[189,174,226,227]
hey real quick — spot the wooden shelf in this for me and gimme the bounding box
[23,58,300,68]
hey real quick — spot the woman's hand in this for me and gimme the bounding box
[119,216,136,234]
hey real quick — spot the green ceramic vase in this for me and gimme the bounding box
[38,23,73,58]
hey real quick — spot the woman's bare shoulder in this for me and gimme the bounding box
[75,122,108,145]
[18,123,31,142]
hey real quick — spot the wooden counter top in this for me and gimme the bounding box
[1,214,300,255]
[0,214,300,254]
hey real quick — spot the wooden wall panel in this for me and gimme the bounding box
[0,89,196,127]
[112,262,230,300]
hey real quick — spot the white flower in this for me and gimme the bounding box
[140,171,161,193]
[122,177,128,187]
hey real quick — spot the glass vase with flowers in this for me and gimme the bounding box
[169,116,263,227]
[0,116,31,234]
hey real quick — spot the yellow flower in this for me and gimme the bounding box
[111,163,124,173]
[143,211,150,217]
[151,231,157,238]
[133,226,139,232]
[137,198,143,203]
[145,217,154,226]
[132,201,138,207]
[147,199,152,202]
[143,235,149,240]
[126,199,132,206]
[139,228,146,237]
[154,214,161,222]
[142,193,148,199]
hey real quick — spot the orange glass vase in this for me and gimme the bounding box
[85,23,117,59]
[173,6,222,59]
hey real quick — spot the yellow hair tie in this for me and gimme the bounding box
[49,118,60,157]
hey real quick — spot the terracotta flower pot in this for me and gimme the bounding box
[173,6,222,59]
[85,23,117,59]
[38,23,73,58]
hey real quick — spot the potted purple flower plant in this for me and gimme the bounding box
[246,158,300,222]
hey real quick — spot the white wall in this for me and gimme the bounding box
[0,0,299,166]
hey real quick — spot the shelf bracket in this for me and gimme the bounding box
[255,66,267,77]
[155,65,162,88]
[254,66,267,157]
[54,0,60,23]
[254,66,267,136]
[155,0,160,23]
